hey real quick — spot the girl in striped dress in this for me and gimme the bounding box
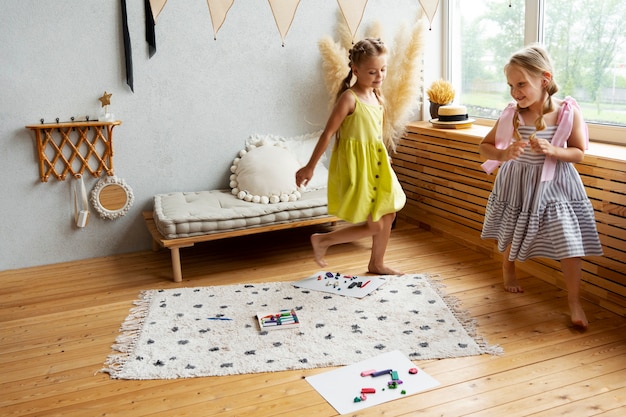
[479,44,603,329]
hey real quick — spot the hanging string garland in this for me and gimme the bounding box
[120,0,442,90]
[207,0,235,40]
[419,0,440,30]
[268,0,301,46]
[133,1,443,46]
[337,0,369,43]
[150,0,167,18]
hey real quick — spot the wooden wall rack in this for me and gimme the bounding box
[25,120,121,182]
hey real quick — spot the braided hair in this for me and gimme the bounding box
[505,44,559,142]
[337,38,387,102]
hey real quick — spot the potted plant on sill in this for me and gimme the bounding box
[426,79,455,120]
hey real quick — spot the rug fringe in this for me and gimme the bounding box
[423,273,503,356]
[99,290,153,377]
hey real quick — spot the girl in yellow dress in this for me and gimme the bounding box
[295,38,406,275]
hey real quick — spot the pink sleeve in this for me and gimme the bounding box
[540,97,587,181]
[481,103,517,174]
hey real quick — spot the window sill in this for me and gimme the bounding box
[586,141,626,162]
[409,121,626,163]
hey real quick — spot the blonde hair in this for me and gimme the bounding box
[505,44,559,141]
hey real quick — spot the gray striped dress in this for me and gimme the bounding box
[481,125,603,261]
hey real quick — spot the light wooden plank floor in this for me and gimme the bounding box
[1,221,625,416]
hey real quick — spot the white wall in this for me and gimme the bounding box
[0,0,442,271]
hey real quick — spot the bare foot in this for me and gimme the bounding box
[368,263,404,275]
[569,300,588,330]
[503,263,523,293]
[310,233,328,268]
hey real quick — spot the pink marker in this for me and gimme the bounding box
[360,369,376,377]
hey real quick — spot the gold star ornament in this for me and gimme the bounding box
[99,91,112,107]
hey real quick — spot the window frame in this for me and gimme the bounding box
[444,0,623,145]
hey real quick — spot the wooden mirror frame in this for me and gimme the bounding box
[90,176,134,220]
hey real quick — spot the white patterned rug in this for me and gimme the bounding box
[102,274,501,379]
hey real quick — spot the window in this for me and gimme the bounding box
[448,0,626,144]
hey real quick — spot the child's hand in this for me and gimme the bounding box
[295,166,314,188]
[529,137,555,156]
[503,141,528,161]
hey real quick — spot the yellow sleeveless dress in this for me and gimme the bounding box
[327,91,406,223]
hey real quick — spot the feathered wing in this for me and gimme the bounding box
[337,9,353,51]
[383,14,426,151]
[318,36,348,110]
[365,20,384,40]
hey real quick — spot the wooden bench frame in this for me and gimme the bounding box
[143,211,339,282]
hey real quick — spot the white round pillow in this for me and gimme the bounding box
[230,144,302,204]
[245,131,329,191]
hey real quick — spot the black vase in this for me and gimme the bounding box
[429,102,448,120]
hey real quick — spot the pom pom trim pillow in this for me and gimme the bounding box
[230,144,302,204]
[245,131,329,191]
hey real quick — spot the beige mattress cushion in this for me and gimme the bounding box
[153,188,329,239]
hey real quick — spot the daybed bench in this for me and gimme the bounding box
[144,131,336,282]
[144,188,338,282]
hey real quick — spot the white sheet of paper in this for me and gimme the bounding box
[306,350,440,414]
[293,271,387,298]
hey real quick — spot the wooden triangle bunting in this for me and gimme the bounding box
[206,0,235,40]
[268,0,301,46]
[337,0,368,43]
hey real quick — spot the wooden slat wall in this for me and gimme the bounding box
[394,121,626,316]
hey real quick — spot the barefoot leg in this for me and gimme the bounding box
[561,257,588,329]
[369,264,404,275]
[310,221,379,268]
[310,233,329,268]
[502,245,523,293]
[368,214,403,275]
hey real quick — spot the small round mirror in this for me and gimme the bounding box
[91,176,134,219]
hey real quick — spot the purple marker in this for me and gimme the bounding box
[371,369,393,377]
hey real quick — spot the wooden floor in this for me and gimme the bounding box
[1,221,625,416]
